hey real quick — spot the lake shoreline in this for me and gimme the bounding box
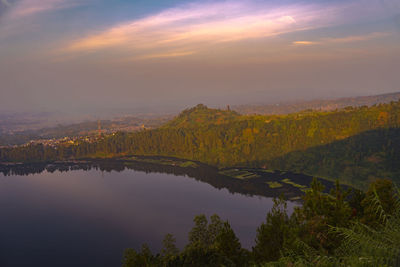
[0,155,351,201]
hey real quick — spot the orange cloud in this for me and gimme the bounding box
[293,32,390,47]
[138,51,196,60]
[293,41,319,45]
[63,1,337,58]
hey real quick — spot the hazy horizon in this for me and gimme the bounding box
[1,0,400,114]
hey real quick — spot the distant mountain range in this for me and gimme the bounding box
[233,91,400,115]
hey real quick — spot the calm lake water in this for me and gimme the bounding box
[0,163,299,267]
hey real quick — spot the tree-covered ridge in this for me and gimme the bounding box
[1,101,399,188]
[127,101,400,164]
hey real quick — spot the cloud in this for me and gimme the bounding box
[138,51,196,60]
[293,41,319,45]
[7,0,84,19]
[324,32,390,43]
[395,14,400,32]
[62,1,338,58]
[293,32,390,46]
[0,0,87,41]
[1,0,10,7]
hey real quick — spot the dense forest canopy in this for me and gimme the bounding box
[1,101,400,188]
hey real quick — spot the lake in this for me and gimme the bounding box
[0,159,316,267]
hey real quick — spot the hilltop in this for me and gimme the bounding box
[164,104,239,128]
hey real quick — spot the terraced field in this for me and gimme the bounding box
[281,178,307,189]
[219,169,260,179]
[266,181,283,188]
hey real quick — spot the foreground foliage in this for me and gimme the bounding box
[122,179,400,266]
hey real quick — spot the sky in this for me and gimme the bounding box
[0,0,399,114]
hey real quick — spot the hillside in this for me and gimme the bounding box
[1,101,399,188]
[234,91,400,115]
[266,128,400,188]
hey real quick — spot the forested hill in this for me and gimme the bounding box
[1,101,400,188]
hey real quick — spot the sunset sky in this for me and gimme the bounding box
[0,0,399,113]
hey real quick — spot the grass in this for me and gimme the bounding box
[179,161,199,168]
[281,178,307,189]
[219,169,260,179]
[266,181,283,188]
[124,157,198,168]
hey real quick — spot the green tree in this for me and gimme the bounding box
[253,196,292,263]
[293,179,351,254]
[161,234,179,264]
[122,244,157,267]
[214,221,248,266]
[188,214,210,248]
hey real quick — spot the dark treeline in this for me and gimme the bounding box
[1,102,400,187]
[122,178,400,266]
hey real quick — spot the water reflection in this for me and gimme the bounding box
[0,160,299,267]
[1,157,346,267]
[0,157,338,199]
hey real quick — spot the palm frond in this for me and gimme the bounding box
[332,187,400,266]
